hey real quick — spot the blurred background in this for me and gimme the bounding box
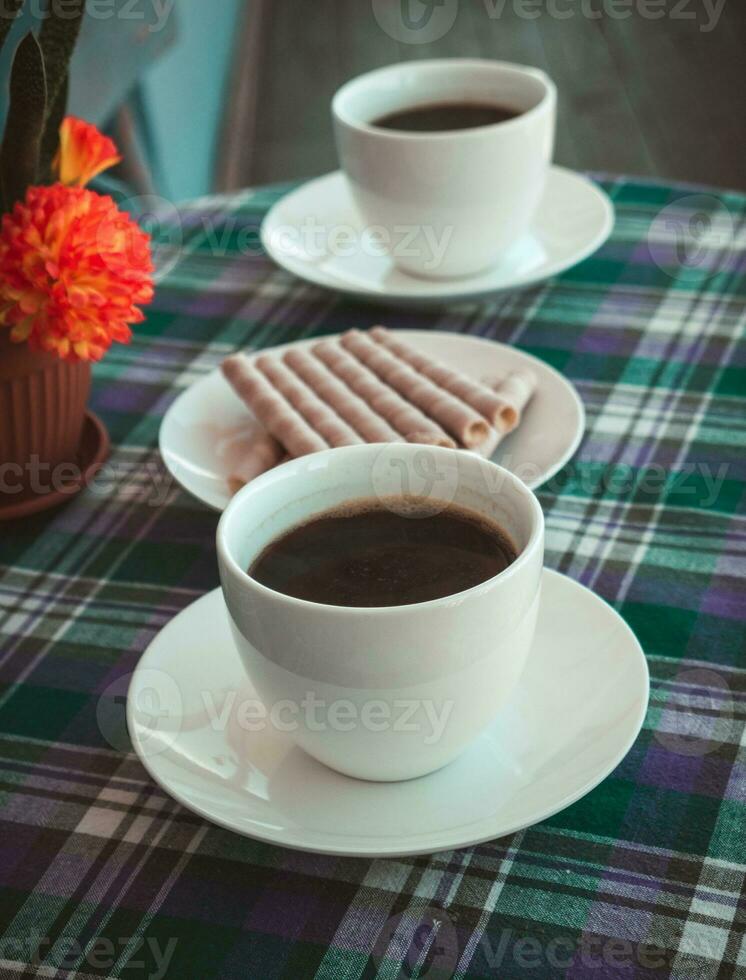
[1,0,745,202]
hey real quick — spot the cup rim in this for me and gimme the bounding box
[217,444,544,616]
[332,58,556,143]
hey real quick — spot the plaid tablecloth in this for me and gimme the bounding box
[0,177,744,980]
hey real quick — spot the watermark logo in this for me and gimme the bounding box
[124,195,184,281]
[648,193,737,284]
[372,906,459,977]
[372,0,459,43]
[654,667,735,758]
[371,443,460,516]
[98,668,182,757]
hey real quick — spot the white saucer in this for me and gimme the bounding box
[159,330,585,510]
[127,570,648,857]
[260,168,614,306]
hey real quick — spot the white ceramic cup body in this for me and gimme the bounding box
[332,59,556,279]
[217,444,544,782]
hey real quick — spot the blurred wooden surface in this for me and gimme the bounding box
[230,0,746,191]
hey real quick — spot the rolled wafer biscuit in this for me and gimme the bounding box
[341,330,490,448]
[232,427,285,485]
[312,341,455,448]
[470,426,502,459]
[256,355,363,448]
[468,372,539,458]
[491,370,538,424]
[371,326,533,432]
[222,353,328,457]
[283,348,401,443]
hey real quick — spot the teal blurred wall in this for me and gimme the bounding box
[141,0,243,202]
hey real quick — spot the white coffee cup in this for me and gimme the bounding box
[217,444,544,782]
[332,59,556,279]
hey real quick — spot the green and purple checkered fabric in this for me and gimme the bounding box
[0,177,744,979]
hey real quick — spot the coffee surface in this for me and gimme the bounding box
[372,101,520,133]
[249,500,517,607]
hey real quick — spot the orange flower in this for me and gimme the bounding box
[0,184,154,361]
[54,116,122,188]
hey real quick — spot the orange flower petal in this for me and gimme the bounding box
[54,117,123,188]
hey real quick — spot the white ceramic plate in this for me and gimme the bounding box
[128,570,649,857]
[159,330,585,510]
[260,167,614,306]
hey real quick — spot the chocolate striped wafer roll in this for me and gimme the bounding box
[371,326,533,432]
[312,341,455,448]
[256,355,364,448]
[222,353,328,457]
[341,330,490,448]
[283,348,401,443]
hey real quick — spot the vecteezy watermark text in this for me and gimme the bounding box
[371,445,733,514]
[0,932,177,980]
[372,905,675,975]
[372,0,727,41]
[481,0,726,31]
[265,218,455,273]
[2,447,732,514]
[121,201,457,274]
[0,456,174,507]
[118,674,456,758]
[0,0,175,34]
[201,690,454,743]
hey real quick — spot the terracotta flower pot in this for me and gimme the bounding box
[0,331,91,501]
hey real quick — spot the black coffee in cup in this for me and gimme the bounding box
[249,499,516,607]
[372,101,521,133]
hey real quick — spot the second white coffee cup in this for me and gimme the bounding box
[332,59,556,279]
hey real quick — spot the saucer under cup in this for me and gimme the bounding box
[127,570,649,857]
[259,169,614,304]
